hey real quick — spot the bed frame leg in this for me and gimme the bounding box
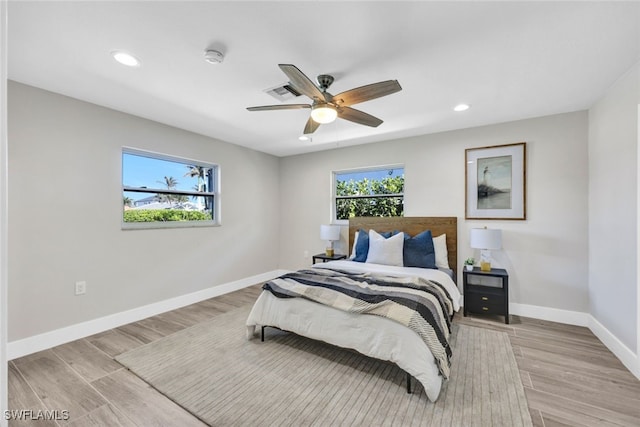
[406,372,412,394]
[261,326,265,342]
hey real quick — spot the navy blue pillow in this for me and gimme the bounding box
[353,229,392,262]
[403,230,437,269]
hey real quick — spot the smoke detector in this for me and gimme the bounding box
[204,49,224,64]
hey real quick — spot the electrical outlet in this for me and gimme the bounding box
[75,281,86,296]
[303,250,309,258]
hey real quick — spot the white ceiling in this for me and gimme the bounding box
[8,1,640,157]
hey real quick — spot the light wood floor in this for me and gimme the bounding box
[7,284,640,426]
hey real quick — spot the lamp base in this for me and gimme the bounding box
[479,249,493,272]
[325,248,334,257]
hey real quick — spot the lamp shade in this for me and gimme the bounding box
[470,228,502,250]
[320,224,341,241]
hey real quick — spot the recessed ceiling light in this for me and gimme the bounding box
[111,50,141,67]
[299,135,312,142]
[454,104,470,112]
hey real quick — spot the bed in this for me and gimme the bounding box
[245,216,461,402]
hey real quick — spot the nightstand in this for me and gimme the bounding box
[463,267,509,324]
[312,253,347,264]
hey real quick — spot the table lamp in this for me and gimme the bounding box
[320,224,341,257]
[470,227,502,272]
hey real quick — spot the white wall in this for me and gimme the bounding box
[279,111,589,314]
[588,62,639,354]
[7,81,280,342]
[1,0,9,423]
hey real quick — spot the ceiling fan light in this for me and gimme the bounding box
[311,104,337,124]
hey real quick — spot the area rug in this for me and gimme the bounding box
[116,305,532,426]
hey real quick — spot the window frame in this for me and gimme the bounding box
[121,147,221,230]
[331,164,405,225]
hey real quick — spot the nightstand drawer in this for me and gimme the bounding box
[465,291,505,306]
[465,297,505,315]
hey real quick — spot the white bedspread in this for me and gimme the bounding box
[245,261,461,402]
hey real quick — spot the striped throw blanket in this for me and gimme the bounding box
[263,268,454,379]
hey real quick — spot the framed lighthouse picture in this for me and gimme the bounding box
[465,142,526,220]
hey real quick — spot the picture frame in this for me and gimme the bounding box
[465,142,526,220]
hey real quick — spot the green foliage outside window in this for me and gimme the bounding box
[123,209,209,223]
[336,175,404,220]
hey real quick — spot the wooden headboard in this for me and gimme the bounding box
[348,217,458,272]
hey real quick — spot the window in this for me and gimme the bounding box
[122,148,219,229]
[333,166,404,223]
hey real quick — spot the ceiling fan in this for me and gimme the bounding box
[247,64,402,135]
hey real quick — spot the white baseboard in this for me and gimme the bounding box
[509,302,589,327]
[588,315,640,380]
[7,269,288,360]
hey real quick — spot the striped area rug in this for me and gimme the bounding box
[116,305,532,426]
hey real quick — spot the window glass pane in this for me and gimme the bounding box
[336,196,404,220]
[123,153,214,193]
[336,168,404,196]
[123,191,214,223]
[334,167,404,220]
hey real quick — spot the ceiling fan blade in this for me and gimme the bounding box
[332,80,402,107]
[247,104,310,111]
[337,107,383,127]
[303,116,321,134]
[279,64,326,101]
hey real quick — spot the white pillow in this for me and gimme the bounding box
[366,230,404,266]
[433,234,449,269]
[349,230,359,260]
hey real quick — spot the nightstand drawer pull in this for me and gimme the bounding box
[481,296,489,301]
[482,307,489,311]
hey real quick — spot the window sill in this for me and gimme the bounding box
[121,220,220,230]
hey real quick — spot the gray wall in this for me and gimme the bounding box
[588,62,639,353]
[7,81,280,341]
[279,111,590,313]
